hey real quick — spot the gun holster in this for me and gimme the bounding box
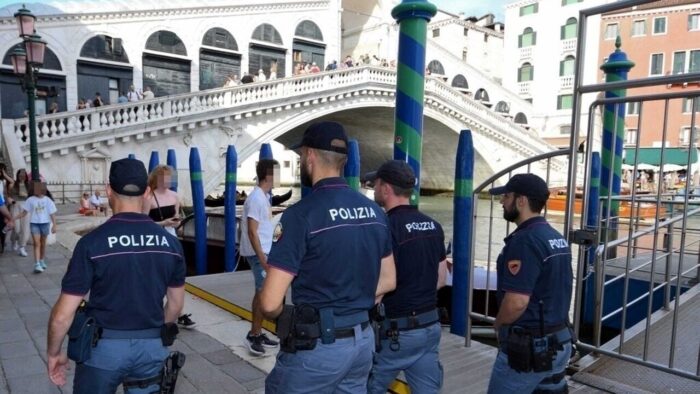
[275,304,320,353]
[161,322,179,347]
[370,304,386,352]
[67,301,99,363]
[506,327,533,372]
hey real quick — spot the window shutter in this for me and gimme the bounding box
[533,32,537,45]
[518,34,523,48]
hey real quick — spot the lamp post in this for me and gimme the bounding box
[10,6,46,182]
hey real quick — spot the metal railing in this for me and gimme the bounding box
[45,181,106,204]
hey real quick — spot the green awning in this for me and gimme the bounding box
[624,147,699,166]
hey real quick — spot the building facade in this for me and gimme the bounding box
[504,0,612,147]
[598,0,700,150]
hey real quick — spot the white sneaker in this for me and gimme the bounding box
[18,247,28,257]
[33,262,44,273]
[12,241,19,251]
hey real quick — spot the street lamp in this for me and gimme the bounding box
[11,6,46,182]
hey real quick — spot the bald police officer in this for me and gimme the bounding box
[47,158,186,393]
[260,121,396,393]
[365,160,448,394]
[487,174,573,394]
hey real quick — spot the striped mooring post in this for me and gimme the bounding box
[391,0,437,206]
[451,130,474,337]
[344,139,361,190]
[599,37,634,257]
[189,147,208,275]
[259,143,274,160]
[224,145,238,272]
[167,149,178,192]
[148,151,160,173]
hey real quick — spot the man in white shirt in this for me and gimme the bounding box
[240,159,280,356]
[127,85,142,102]
[89,190,106,215]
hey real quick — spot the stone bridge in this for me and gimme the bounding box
[1,66,561,200]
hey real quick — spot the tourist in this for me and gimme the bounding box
[14,181,56,274]
[142,86,155,100]
[8,169,30,258]
[240,159,280,356]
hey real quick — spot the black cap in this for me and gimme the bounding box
[363,160,416,189]
[109,158,148,196]
[291,122,348,154]
[489,173,549,202]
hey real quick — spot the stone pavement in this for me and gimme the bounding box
[0,207,271,393]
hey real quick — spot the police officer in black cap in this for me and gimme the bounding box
[260,121,396,393]
[47,158,186,393]
[364,160,448,394]
[487,173,573,393]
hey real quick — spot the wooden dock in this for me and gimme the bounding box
[186,271,499,393]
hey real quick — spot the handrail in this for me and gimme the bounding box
[473,149,571,193]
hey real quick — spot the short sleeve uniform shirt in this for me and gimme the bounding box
[496,217,572,328]
[61,212,186,330]
[383,205,445,318]
[267,178,392,317]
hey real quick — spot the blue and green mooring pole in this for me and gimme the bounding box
[224,145,237,272]
[392,0,437,206]
[344,139,360,190]
[189,148,207,275]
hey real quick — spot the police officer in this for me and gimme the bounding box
[364,160,448,394]
[260,121,396,393]
[487,174,573,394]
[47,158,186,393]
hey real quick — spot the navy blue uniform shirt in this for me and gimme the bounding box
[62,212,186,330]
[496,216,572,328]
[267,177,392,318]
[383,205,445,318]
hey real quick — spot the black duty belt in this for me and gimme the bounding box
[334,321,369,339]
[514,323,568,337]
[386,309,439,331]
[100,328,162,339]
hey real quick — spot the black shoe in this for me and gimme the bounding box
[259,333,279,348]
[177,314,196,329]
[245,332,265,356]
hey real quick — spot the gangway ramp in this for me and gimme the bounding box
[185,271,499,393]
[574,286,700,393]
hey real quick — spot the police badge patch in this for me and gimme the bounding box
[272,222,283,242]
[508,260,521,276]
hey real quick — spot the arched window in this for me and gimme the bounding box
[475,88,490,103]
[452,74,469,90]
[518,62,534,82]
[202,27,238,51]
[80,35,129,63]
[145,31,187,56]
[495,101,510,113]
[3,43,62,70]
[200,28,241,90]
[519,27,536,48]
[427,60,445,75]
[295,20,323,41]
[561,17,578,40]
[252,23,284,45]
[514,112,528,125]
[560,55,576,76]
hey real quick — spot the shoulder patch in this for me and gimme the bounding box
[272,222,283,242]
[508,260,521,276]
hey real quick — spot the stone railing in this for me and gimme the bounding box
[560,75,574,91]
[561,38,577,54]
[10,67,381,147]
[519,46,532,60]
[9,66,554,160]
[518,81,531,96]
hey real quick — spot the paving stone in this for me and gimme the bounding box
[0,327,31,345]
[202,349,243,365]
[19,311,49,331]
[178,331,227,354]
[219,360,267,383]
[242,376,267,391]
[173,376,201,394]
[180,354,248,394]
[170,338,196,355]
[0,340,39,360]
[3,354,46,378]
[7,373,60,394]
